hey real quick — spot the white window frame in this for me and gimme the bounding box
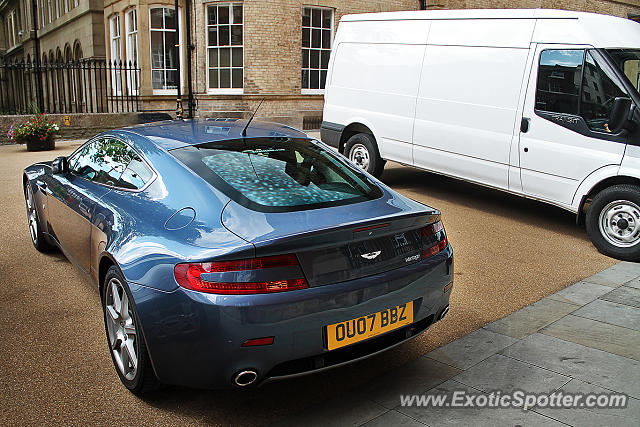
[22,1,28,31]
[149,5,183,95]
[301,6,333,95]
[7,12,15,48]
[206,2,244,94]
[125,8,139,95]
[39,0,45,28]
[109,14,122,95]
[12,10,18,45]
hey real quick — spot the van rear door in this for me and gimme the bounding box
[518,44,627,205]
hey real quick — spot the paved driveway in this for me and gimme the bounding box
[280,263,640,426]
[0,139,616,425]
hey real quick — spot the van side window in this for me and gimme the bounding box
[580,51,629,133]
[535,49,584,115]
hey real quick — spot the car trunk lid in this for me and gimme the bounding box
[221,198,440,287]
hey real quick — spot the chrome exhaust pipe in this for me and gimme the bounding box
[233,370,258,387]
[439,305,450,320]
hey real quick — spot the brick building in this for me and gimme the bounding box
[2,1,640,127]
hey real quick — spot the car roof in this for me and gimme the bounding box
[117,118,309,150]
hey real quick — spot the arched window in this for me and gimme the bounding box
[73,41,83,60]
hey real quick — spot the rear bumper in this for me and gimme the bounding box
[131,246,453,389]
[320,121,344,149]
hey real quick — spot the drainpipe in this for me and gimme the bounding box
[174,0,183,118]
[31,0,43,111]
[185,0,194,118]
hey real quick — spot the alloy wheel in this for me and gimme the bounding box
[105,278,138,381]
[25,186,38,244]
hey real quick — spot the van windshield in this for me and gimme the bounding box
[170,138,383,213]
[606,49,640,96]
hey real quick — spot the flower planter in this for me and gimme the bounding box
[7,114,60,150]
[25,135,56,152]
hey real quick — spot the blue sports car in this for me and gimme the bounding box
[22,119,453,394]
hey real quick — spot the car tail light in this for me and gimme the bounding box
[421,220,448,259]
[242,337,274,347]
[174,254,308,295]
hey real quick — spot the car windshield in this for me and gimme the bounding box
[170,137,382,212]
[606,49,640,96]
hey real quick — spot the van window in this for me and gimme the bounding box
[535,49,631,134]
[535,49,584,115]
[580,51,629,133]
[606,49,640,96]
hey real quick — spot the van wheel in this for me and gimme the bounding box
[344,133,385,178]
[586,184,640,261]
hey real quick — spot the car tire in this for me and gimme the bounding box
[103,266,159,395]
[586,184,640,261]
[344,133,386,178]
[24,184,55,252]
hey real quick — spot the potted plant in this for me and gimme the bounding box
[7,114,60,151]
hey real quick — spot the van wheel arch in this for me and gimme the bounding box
[339,123,376,154]
[577,176,640,226]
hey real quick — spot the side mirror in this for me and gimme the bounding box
[51,156,68,174]
[608,97,633,134]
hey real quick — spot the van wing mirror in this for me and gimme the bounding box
[51,156,68,174]
[608,97,633,134]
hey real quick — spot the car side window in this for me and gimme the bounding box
[70,139,102,181]
[120,155,154,190]
[535,49,584,115]
[580,51,629,133]
[70,138,152,190]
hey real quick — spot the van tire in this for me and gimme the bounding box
[586,184,640,261]
[344,133,385,178]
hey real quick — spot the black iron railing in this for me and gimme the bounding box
[0,58,140,115]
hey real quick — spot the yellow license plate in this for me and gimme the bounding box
[326,301,414,350]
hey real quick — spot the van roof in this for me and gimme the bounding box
[342,9,593,21]
[340,9,640,49]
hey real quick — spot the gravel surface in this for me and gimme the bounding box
[0,140,615,425]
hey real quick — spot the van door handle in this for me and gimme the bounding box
[521,117,531,133]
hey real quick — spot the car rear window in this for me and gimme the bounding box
[170,137,382,212]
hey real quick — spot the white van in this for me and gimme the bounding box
[321,9,640,261]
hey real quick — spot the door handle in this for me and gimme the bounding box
[521,117,531,133]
